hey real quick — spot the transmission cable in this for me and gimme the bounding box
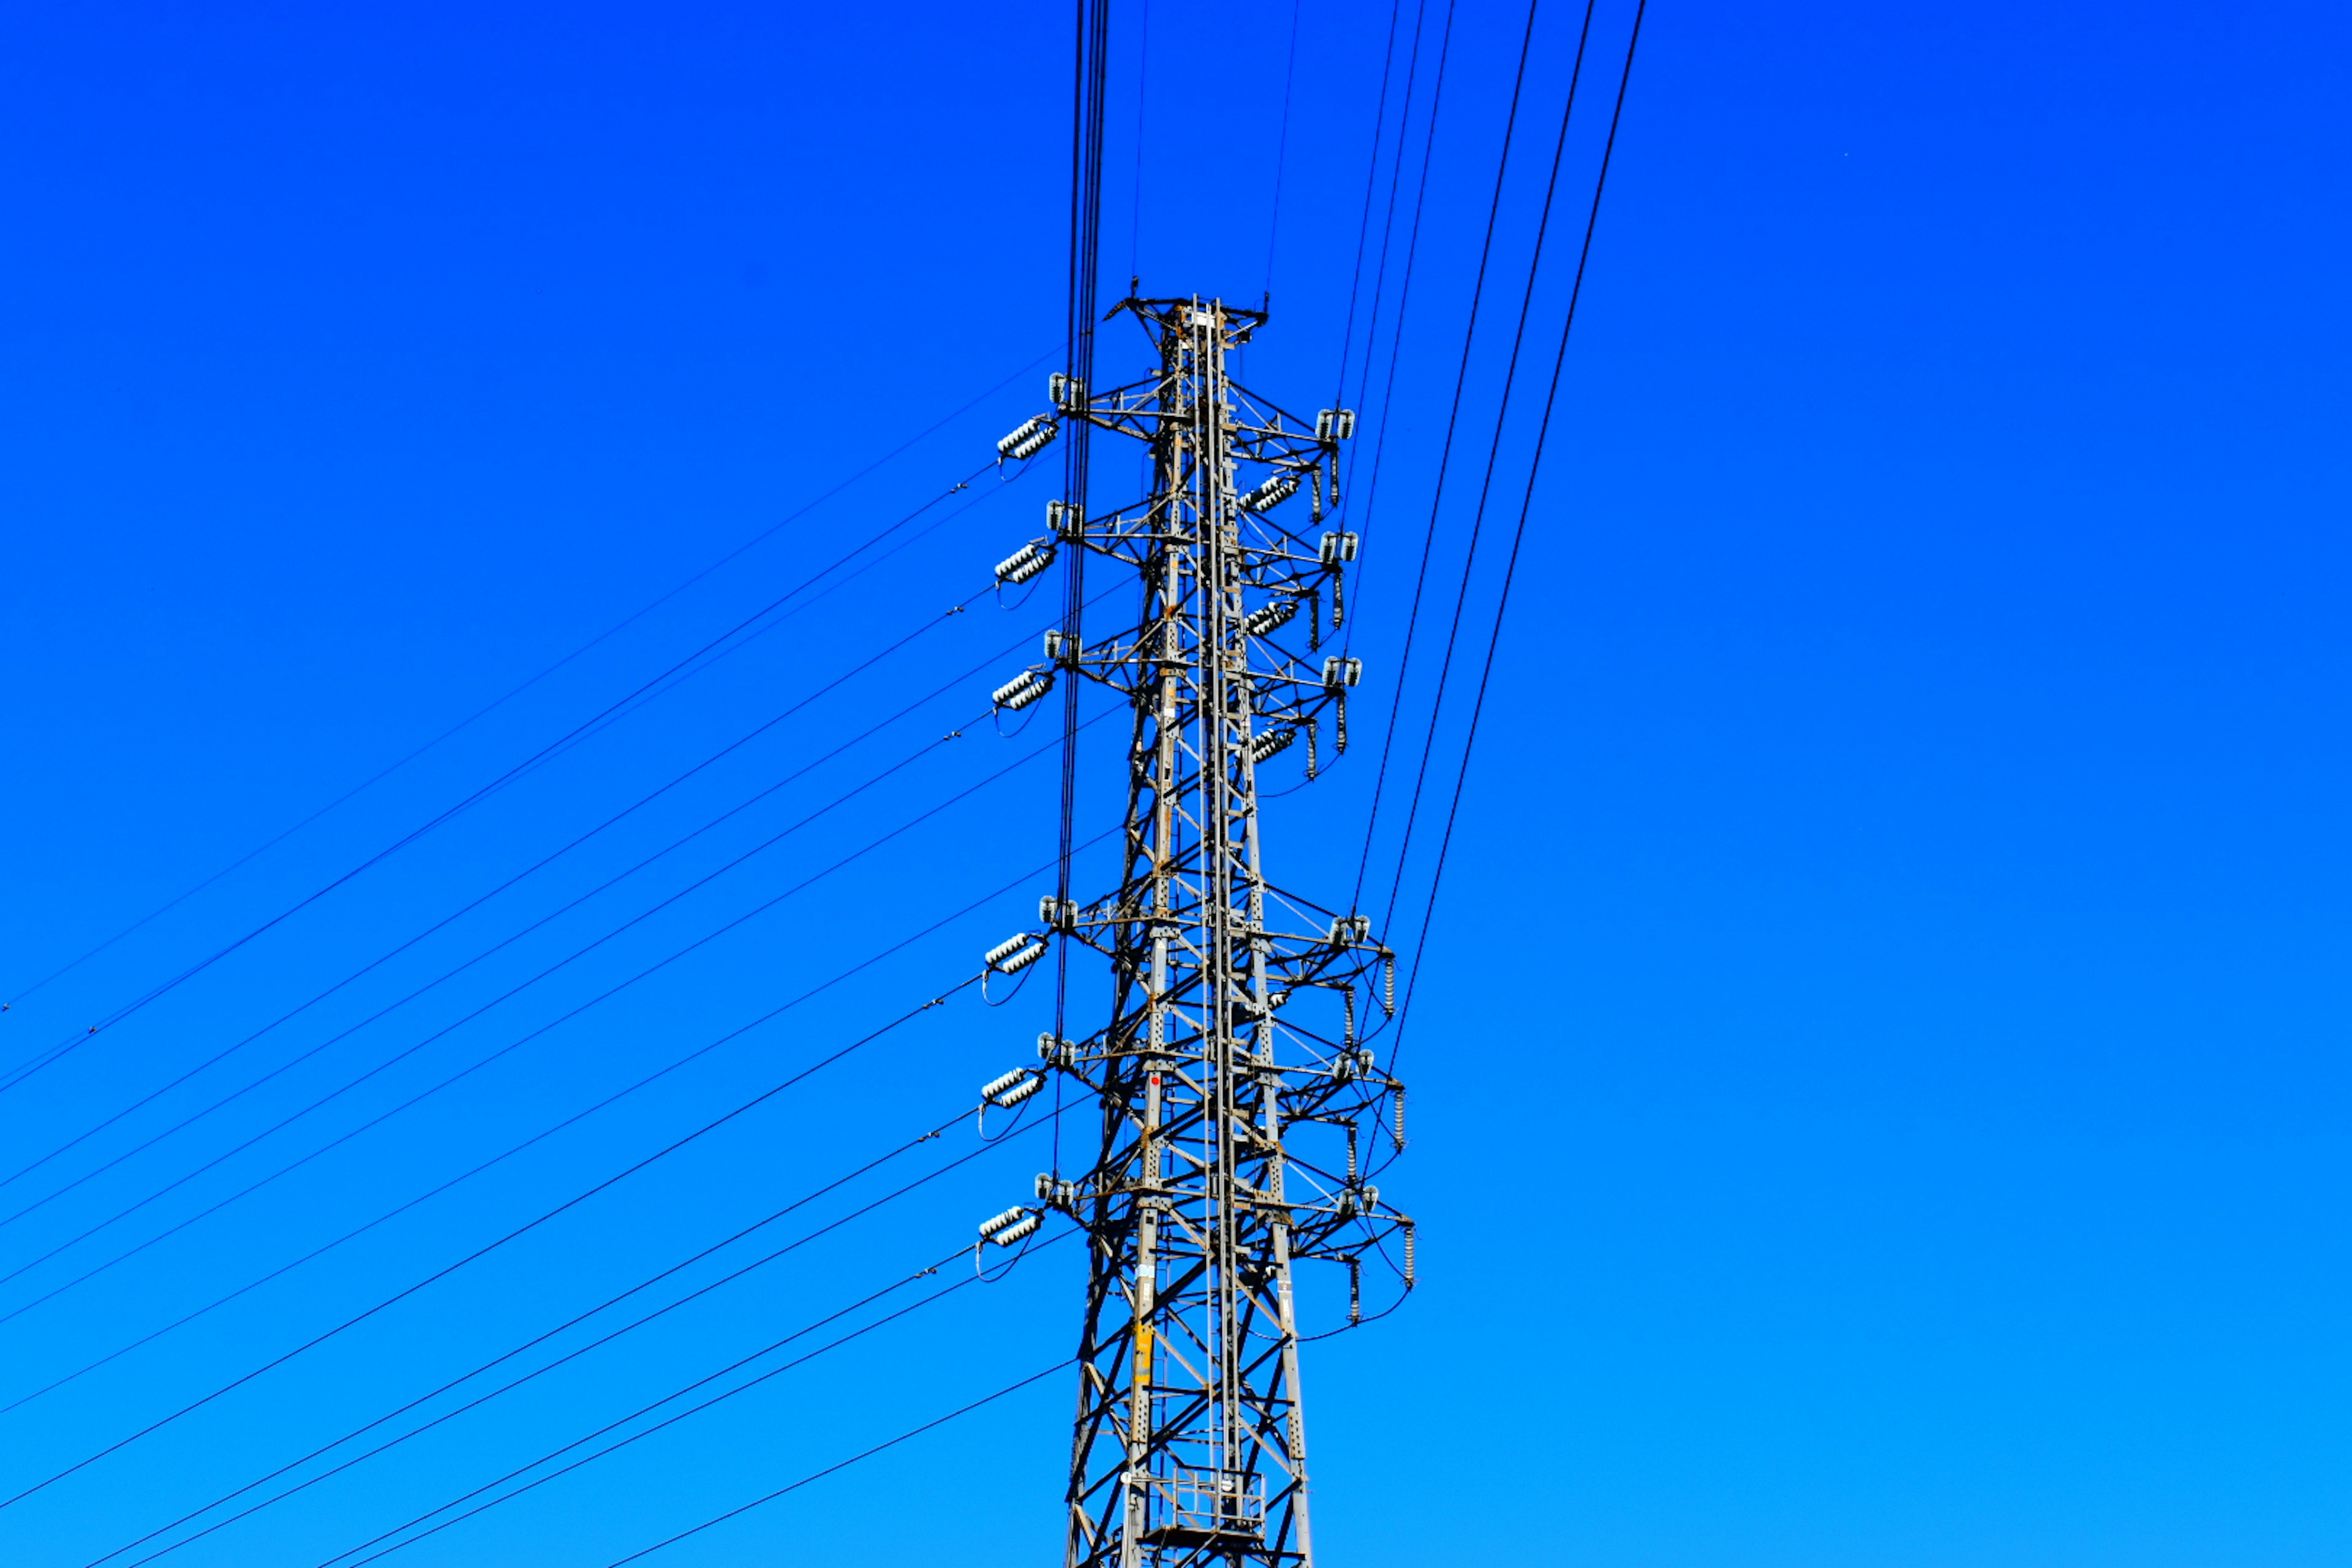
[96,1109,1066,1567]
[1331,0,1407,409]
[6,578,1109,1221]
[1376,0,1600,940]
[1050,0,1110,1178]
[1329,0,1454,783]
[1344,0,1438,428]
[141,1254,970,1568]
[0,459,1014,1098]
[0,711,974,1272]
[597,1362,1068,1568]
[1389,1,1646,1071]
[2,592,989,1212]
[0,712,1112,1324]
[505,468,1031,787]
[320,1241,1072,1568]
[1261,0,1305,299]
[0,971,1006,1509]
[2,823,1118,1415]
[1344,0,1539,914]
[3,349,1060,1017]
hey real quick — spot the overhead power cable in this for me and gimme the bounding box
[1050,0,1111,1176]
[1347,0,1541,913]
[2,823,1118,1415]
[2,594,991,1216]
[320,1245,1072,1568]
[5,576,1113,1224]
[3,347,1060,1017]
[1378,0,1600,938]
[597,1362,1069,1568]
[180,1257,971,1568]
[1332,0,1408,408]
[0,711,976,1273]
[97,1110,1066,1568]
[1391,1,1646,1069]
[0,712,1113,1325]
[0,978,997,1509]
[1333,0,1455,711]
[1261,0,1305,298]
[0,457,1016,1098]
[508,468,1032,786]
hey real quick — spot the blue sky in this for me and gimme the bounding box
[3,1,2348,1565]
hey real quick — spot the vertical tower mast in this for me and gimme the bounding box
[992,296,1413,1568]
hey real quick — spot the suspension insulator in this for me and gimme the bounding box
[997,416,1057,462]
[977,1205,1031,1241]
[995,540,1056,585]
[981,1069,1044,1108]
[1243,598,1299,638]
[989,1212,1043,1247]
[984,932,1048,973]
[1247,728,1295,766]
[992,669,1055,711]
[1237,473,1302,514]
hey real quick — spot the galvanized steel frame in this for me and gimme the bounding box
[1028,296,1414,1568]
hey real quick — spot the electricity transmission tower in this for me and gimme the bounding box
[983,295,1414,1568]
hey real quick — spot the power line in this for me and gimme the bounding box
[1262,0,1305,299]
[0,712,1112,1325]
[1333,0,1455,822]
[97,1112,1065,1568]
[1050,0,1112,1177]
[6,565,1121,1224]
[0,714,976,1270]
[0,981,984,1509]
[0,586,1002,1212]
[10,567,1125,1216]
[1390,0,1646,1069]
[502,466,1034,787]
[597,1362,1068,1568]
[2,824,1120,1415]
[2,349,1061,1016]
[0,460,1016,1098]
[1348,0,1542,916]
[1377,0,1601,941]
[322,1253,1071,1568]
[1332,0,1407,408]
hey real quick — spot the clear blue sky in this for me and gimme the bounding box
[4,2,2348,1565]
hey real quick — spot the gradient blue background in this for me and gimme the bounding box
[4,2,2349,1565]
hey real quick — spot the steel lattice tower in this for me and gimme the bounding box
[987,296,1414,1568]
